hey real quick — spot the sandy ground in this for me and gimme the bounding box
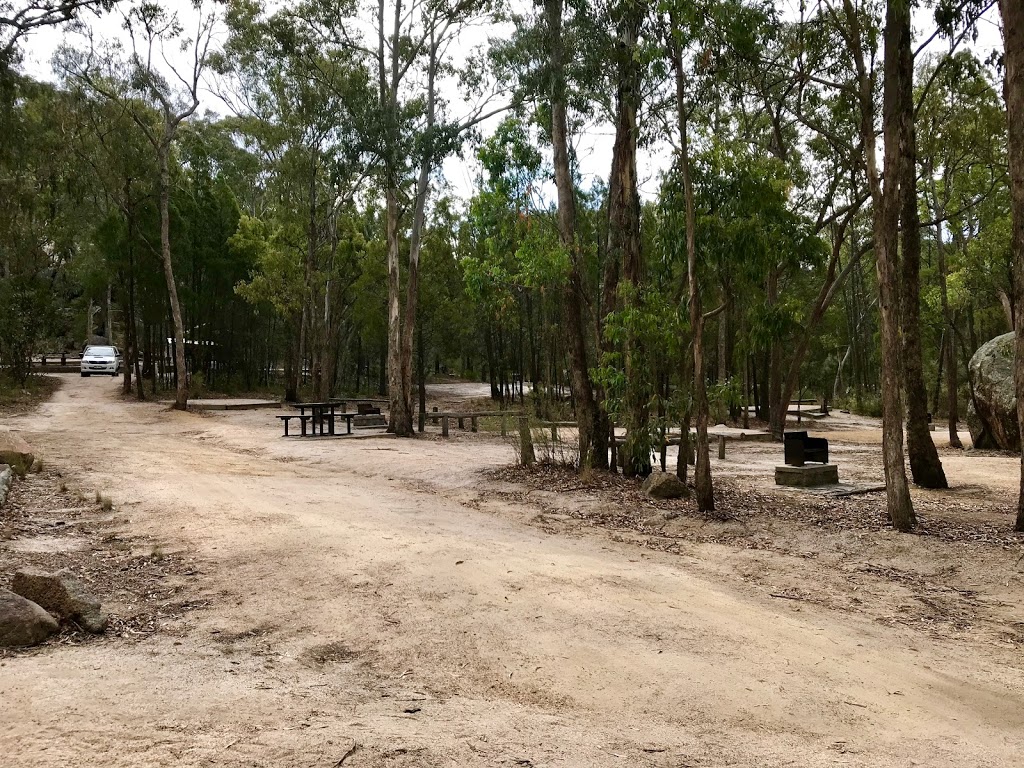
[0,374,1022,767]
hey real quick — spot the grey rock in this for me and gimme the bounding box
[0,463,12,508]
[12,569,108,634]
[967,332,1019,451]
[0,589,58,647]
[641,471,689,499]
[0,429,34,475]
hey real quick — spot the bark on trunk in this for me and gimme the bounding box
[669,20,713,512]
[898,23,947,489]
[385,185,404,431]
[998,0,1024,531]
[844,0,915,529]
[767,268,784,440]
[930,167,962,447]
[158,140,188,411]
[608,5,647,477]
[546,0,597,469]
[875,0,915,529]
[594,240,620,471]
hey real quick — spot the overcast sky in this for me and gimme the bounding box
[14,0,1006,207]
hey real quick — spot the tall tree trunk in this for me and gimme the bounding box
[608,3,647,477]
[594,241,620,471]
[929,167,962,447]
[998,0,1024,531]
[844,0,915,529]
[670,21,713,512]
[158,140,188,411]
[876,0,916,529]
[385,185,403,431]
[546,0,597,468]
[767,268,784,439]
[898,28,947,489]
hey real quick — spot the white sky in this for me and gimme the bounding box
[14,0,1006,208]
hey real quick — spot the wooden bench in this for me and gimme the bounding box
[783,431,829,466]
[423,410,505,436]
[278,414,313,437]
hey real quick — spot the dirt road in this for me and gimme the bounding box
[2,375,1022,767]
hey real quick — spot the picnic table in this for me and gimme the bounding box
[278,402,358,437]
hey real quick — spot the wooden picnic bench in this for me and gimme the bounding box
[278,414,313,437]
[280,402,359,437]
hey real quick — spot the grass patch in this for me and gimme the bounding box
[0,374,61,414]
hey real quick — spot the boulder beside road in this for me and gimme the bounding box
[0,429,34,475]
[0,589,58,647]
[12,569,108,634]
[968,332,1020,451]
[641,471,689,499]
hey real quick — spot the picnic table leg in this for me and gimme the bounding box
[283,419,289,437]
[442,416,449,437]
[458,416,464,430]
[347,416,352,435]
[471,416,477,433]
[300,417,307,437]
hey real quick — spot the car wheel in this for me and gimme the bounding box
[81,373,90,377]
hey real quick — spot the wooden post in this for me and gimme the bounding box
[442,415,449,437]
[431,405,438,425]
[718,435,726,460]
[500,412,507,437]
[551,423,558,441]
[518,416,535,466]
[471,416,478,432]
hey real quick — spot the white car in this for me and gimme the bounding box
[80,345,122,377]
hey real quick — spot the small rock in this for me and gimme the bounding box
[0,429,34,475]
[12,569,108,633]
[641,471,689,499]
[0,589,58,647]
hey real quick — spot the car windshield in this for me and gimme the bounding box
[87,346,116,356]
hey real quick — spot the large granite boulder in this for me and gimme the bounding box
[641,471,689,499]
[968,332,1020,451]
[0,589,58,647]
[12,569,108,633]
[0,429,34,475]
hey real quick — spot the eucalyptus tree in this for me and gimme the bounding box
[67,89,159,399]
[660,0,779,510]
[286,0,508,435]
[0,78,86,380]
[59,0,219,410]
[1,0,118,69]
[917,52,1005,448]
[222,0,369,401]
[997,0,1024,531]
